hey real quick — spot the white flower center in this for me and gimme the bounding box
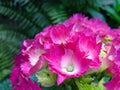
[66,65,74,72]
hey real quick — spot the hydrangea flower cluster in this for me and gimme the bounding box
[10,14,120,90]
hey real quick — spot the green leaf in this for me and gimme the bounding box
[78,75,94,84]
[0,24,28,81]
[41,3,68,24]
[43,84,63,90]
[103,6,120,23]
[87,8,106,21]
[97,78,106,90]
[95,0,114,6]
[75,80,99,90]
[0,69,11,81]
[115,0,120,12]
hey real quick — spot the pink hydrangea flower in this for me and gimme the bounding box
[45,45,91,85]
[10,13,112,89]
[20,39,46,76]
[10,40,45,90]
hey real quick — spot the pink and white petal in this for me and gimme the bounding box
[23,40,45,65]
[20,62,32,76]
[21,39,34,52]
[50,24,70,44]
[30,56,47,74]
[21,56,47,76]
[60,49,80,75]
[45,46,91,85]
[28,47,45,66]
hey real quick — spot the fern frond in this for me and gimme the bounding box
[0,24,28,81]
[41,2,68,24]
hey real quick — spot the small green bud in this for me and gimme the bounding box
[35,69,56,87]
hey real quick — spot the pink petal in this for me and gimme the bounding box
[10,66,41,90]
[50,24,70,44]
[88,18,110,36]
[57,75,66,85]
[21,39,34,52]
[64,14,88,26]
[20,62,32,75]
[78,34,102,69]
[104,75,120,90]
[35,26,53,49]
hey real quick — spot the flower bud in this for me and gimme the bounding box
[35,69,56,87]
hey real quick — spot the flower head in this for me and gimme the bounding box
[10,13,115,89]
[45,42,95,85]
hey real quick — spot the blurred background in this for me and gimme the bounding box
[0,0,120,89]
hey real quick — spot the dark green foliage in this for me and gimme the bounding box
[0,0,120,89]
[0,79,11,90]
